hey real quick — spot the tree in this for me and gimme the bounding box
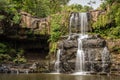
[80,6,93,12]
[49,0,70,13]
[92,0,120,38]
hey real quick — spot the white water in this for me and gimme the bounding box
[101,47,109,72]
[68,13,88,40]
[54,49,61,73]
[79,13,88,35]
[68,13,74,40]
[75,13,88,74]
[76,38,85,72]
[75,13,78,29]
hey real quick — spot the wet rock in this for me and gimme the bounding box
[53,34,111,73]
[0,65,10,73]
[58,40,77,49]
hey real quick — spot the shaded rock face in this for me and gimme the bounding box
[54,34,111,73]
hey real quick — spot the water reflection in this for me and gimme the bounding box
[75,76,83,80]
[49,74,60,80]
[0,73,120,80]
[74,75,99,80]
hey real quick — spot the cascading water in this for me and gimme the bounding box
[79,13,88,36]
[54,49,61,73]
[74,13,88,74]
[55,12,111,74]
[101,47,110,72]
[68,13,88,39]
[68,13,74,40]
[75,13,79,30]
[54,12,111,75]
[76,38,85,72]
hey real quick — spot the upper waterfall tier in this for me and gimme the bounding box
[69,12,91,35]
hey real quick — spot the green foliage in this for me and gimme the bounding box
[92,1,120,39]
[10,0,70,17]
[49,0,70,13]
[93,14,109,29]
[0,43,11,63]
[49,14,62,42]
[13,54,26,64]
[49,11,70,53]
[49,42,57,53]
[17,48,24,56]
[0,0,8,10]
[26,29,33,35]
[112,46,120,53]
[104,0,120,4]
[100,2,107,10]
[109,27,120,38]
[0,42,26,63]
[0,15,5,21]
[0,0,21,26]
[12,48,26,63]
[66,4,93,12]
[22,0,50,18]
[12,13,21,24]
[66,4,83,12]
[0,54,11,63]
[111,4,120,26]
[81,6,93,12]
[8,48,16,57]
[49,11,70,42]
[0,43,7,54]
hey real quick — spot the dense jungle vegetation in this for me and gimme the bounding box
[0,0,120,63]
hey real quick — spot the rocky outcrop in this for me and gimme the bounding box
[0,61,50,73]
[20,11,50,34]
[0,12,50,74]
[90,10,106,22]
[52,34,111,73]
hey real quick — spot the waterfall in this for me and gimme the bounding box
[55,12,111,74]
[80,13,88,36]
[68,13,74,40]
[75,13,88,74]
[76,38,85,72]
[75,13,78,29]
[101,47,110,72]
[68,13,88,39]
[54,49,61,73]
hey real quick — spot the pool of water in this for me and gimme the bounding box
[0,73,120,80]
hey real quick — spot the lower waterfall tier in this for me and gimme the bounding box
[53,34,111,73]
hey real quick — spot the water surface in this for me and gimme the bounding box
[0,73,120,80]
